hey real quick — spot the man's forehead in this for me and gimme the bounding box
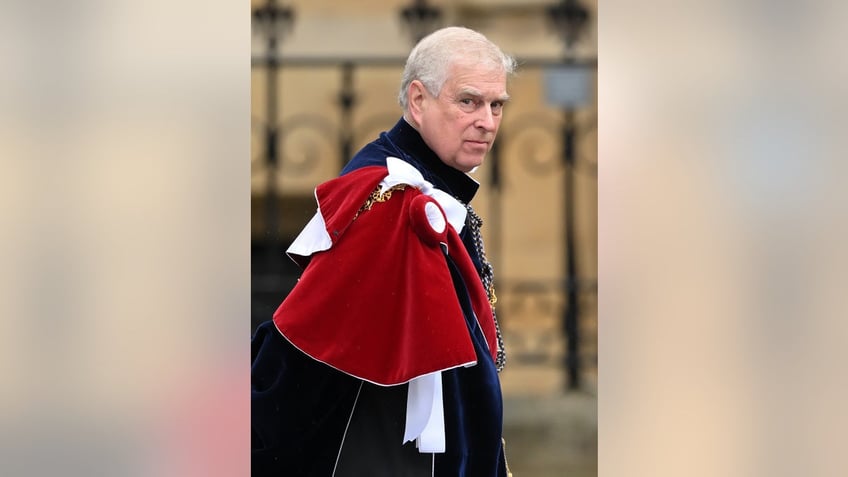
[445,69,508,95]
[447,62,506,82]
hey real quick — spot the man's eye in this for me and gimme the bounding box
[459,98,475,106]
[491,101,504,113]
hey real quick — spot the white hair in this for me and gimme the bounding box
[398,26,517,112]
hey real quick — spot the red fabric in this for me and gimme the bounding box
[315,166,388,242]
[273,167,498,385]
[407,194,448,247]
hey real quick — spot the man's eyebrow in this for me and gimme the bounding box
[457,87,482,97]
[457,88,511,102]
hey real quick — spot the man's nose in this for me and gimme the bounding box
[475,105,496,131]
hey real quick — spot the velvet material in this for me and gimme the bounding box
[252,118,506,476]
[273,167,496,384]
[335,382,433,476]
[436,254,506,476]
[251,320,361,476]
[314,166,388,245]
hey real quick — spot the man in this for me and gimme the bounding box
[252,26,516,476]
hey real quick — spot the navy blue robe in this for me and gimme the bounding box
[252,118,506,476]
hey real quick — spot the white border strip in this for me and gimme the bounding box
[331,381,364,477]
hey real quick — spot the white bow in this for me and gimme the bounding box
[383,157,467,234]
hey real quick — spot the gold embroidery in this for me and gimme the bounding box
[353,184,407,220]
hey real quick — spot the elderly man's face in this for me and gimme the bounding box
[414,62,509,173]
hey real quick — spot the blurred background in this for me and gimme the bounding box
[250,0,597,475]
[9,0,846,476]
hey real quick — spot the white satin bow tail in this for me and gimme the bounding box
[403,371,446,453]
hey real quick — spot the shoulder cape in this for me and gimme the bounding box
[272,160,498,386]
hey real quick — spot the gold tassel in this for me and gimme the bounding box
[502,437,513,477]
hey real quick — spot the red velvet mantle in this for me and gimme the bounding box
[273,166,498,385]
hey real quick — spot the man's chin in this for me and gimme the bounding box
[456,155,485,173]
[457,162,483,174]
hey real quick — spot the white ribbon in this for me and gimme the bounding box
[286,204,333,260]
[423,201,447,234]
[403,371,445,453]
[383,157,467,234]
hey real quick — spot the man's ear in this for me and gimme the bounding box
[407,80,428,125]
